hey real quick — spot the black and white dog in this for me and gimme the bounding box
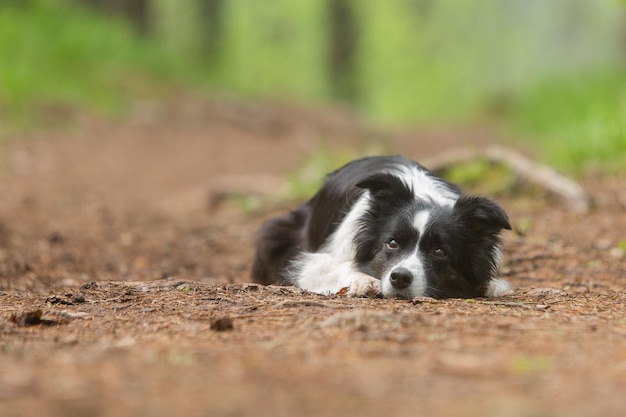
[252,155,512,299]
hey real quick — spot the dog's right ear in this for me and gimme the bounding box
[356,173,414,203]
[454,195,512,234]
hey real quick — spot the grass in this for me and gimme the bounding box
[509,70,626,174]
[511,356,554,375]
[0,0,194,132]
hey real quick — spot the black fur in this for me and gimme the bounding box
[251,155,511,298]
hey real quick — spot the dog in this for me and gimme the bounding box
[251,155,512,299]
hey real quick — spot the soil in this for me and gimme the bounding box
[1,97,625,417]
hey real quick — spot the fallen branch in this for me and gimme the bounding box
[422,145,590,213]
[206,146,590,213]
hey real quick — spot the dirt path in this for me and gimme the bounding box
[1,98,625,417]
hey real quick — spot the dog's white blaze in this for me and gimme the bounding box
[413,211,430,235]
[393,164,458,206]
[379,212,430,298]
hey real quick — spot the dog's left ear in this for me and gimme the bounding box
[454,195,512,233]
[355,173,414,203]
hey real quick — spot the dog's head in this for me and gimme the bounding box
[353,173,511,299]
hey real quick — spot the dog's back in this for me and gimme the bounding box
[251,204,310,285]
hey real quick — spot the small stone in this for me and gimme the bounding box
[211,317,234,331]
[46,295,72,305]
[71,293,86,303]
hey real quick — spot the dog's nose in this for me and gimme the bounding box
[390,268,413,290]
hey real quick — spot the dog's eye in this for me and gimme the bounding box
[433,248,447,258]
[386,239,400,250]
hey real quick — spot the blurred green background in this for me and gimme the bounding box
[1,0,625,173]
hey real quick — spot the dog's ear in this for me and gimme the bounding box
[356,173,414,203]
[454,195,512,233]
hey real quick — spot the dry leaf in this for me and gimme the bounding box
[336,287,349,296]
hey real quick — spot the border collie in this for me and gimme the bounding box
[251,155,512,299]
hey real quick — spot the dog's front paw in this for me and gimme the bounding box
[486,278,512,297]
[338,273,381,298]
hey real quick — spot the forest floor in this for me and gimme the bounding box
[1,96,625,417]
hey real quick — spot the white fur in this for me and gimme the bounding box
[291,253,381,296]
[413,211,430,235]
[291,195,380,296]
[321,195,370,261]
[393,164,458,206]
[486,278,511,297]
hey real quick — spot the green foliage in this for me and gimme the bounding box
[510,71,626,173]
[515,218,534,236]
[443,161,515,196]
[1,0,625,176]
[0,0,191,130]
[211,0,330,101]
[286,148,363,200]
[229,194,263,215]
[353,1,492,125]
[152,0,205,58]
